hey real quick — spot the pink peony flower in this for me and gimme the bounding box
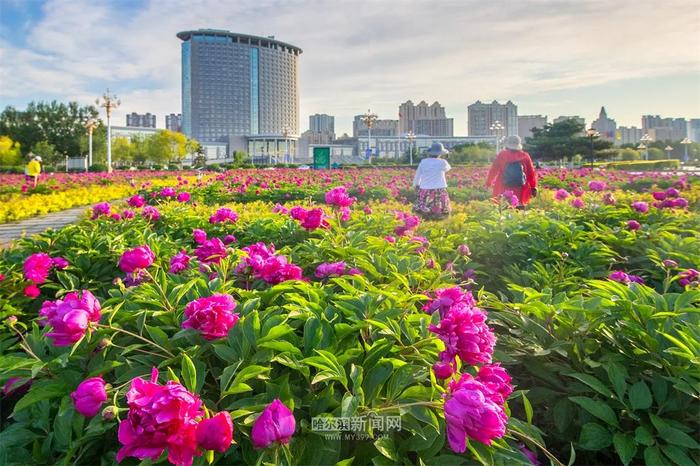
[122,209,135,219]
[631,201,649,213]
[196,412,233,452]
[289,206,308,221]
[209,207,238,224]
[554,189,570,201]
[272,203,289,214]
[23,252,54,284]
[572,187,584,197]
[194,238,227,265]
[127,195,146,208]
[384,235,396,243]
[673,198,688,209]
[117,368,203,466]
[71,376,108,417]
[587,180,606,192]
[91,202,111,219]
[182,294,239,341]
[119,245,155,273]
[24,284,40,298]
[160,187,177,198]
[429,301,495,366]
[193,229,207,245]
[324,186,355,208]
[665,187,680,198]
[432,359,455,379]
[315,261,349,278]
[602,192,616,205]
[445,374,507,451]
[300,208,328,230]
[39,290,101,346]
[363,206,373,215]
[422,286,476,317]
[177,192,191,203]
[52,256,69,270]
[251,399,296,449]
[662,259,679,268]
[169,250,191,274]
[570,198,585,209]
[678,269,699,287]
[476,363,513,404]
[627,220,641,231]
[652,191,667,201]
[223,234,237,245]
[457,244,471,256]
[142,205,161,221]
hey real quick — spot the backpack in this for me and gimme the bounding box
[502,161,525,187]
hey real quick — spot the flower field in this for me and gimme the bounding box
[0,167,698,466]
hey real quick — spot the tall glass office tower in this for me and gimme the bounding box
[177,29,301,152]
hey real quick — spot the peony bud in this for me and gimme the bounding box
[196,411,233,452]
[71,377,108,417]
[251,399,296,449]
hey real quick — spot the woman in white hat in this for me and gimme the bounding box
[412,142,452,219]
[486,135,537,207]
[25,154,42,188]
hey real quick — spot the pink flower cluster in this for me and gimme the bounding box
[169,250,191,274]
[182,294,240,340]
[71,376,108,417]
[394,211,420,236]
[422,286,476,317]
[209,207,239,224]
[314,261,361,279]
[608,270,645,285]
[289,206,329,230]
[23,252,67,284]
[554,189,570,201]
[678,269,699,287]
[119,245,156,273]
[236,242,303,284]
[324,186,355,208]
[142,205,161,221]
[91,202,112,219]
[194,238,227,265]
[128,195,146,207]
[39,290,101,346]
[587,180,606,192]
[445,366,511,452]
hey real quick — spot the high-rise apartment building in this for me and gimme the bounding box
[178,29,301,152]
[353,116,398,138]
[308,114,335,135]
[615,126,644,146]
[467,100,517,137]
[642,115,687,141]
[165,113,182,132]
[591,107,617,141]
[126,112,156,128]
[517,115,547,140]
[398,100,454,137]
[689,119,700,142]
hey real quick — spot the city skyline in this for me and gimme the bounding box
[1,0,699,136]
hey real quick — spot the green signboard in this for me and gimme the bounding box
[313,147,331,169]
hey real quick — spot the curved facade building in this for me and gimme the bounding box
[177,29,301,156]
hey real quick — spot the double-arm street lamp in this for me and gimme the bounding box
[361,109,378,164]
[639,133,652,160]
[664,145,674,159]
[96,89,120,173]
[83,118,99,172]
[406,130,416,165]
[490,121,504,156]
[680,138,692,164]
[586,128,599,168]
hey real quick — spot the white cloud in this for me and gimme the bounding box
[0,0,699,133]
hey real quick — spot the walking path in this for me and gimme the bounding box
[0,206,89,249]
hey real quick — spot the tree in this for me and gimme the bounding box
[31,140,58,165]
[112,137,133,165]
[232,150,247,166]
[78,124,107,164]
[449,142,493,164]
[0,135,22,165]
[0,101,100,158]
[524,120,612,162]
[144,130,191,165]
[619,148,641,161]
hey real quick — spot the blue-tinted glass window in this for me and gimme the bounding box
[250,48,259,135]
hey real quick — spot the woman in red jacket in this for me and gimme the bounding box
[486,135,537,206]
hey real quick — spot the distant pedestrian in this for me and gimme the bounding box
[412,142,452,219]
[25,154,42,188]
[486,135,537,207]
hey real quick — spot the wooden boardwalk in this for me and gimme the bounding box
[0,206,89,249]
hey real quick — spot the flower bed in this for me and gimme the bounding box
[0,170,698,465]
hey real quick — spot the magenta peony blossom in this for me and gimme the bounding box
[444,374,507,451]
[182,294,239,340]
[315,261,348,278]
[122,209,135,219]
[194,238,227,265]
[39,290,101,346]
[572,187,584,197]
[570,198,585,209]
[169,250,191,274]
[429,302,495,366]
[119,245,156,273]
[432,359,455,379]
[422,287,476,317]
[587,180,606,192]
[24,284,40,298]
[673,198,688,209]
[23,253,54,284]
[608,270,630,283]
[662,259,679,268]
[631,201,649,213]
[476,363,513,405]
[196,411,233,452]
[52,256,69,270]
[251,399,296,449]
[627,220,641,230]
[384,235,396,243]
[289,206,308,221]
[160,187,177,198]
[177,192,191,203]
[300,208,328,230]
[602,192,616,206]
[324,186,355,208]
[678,269,699,287]
[117,368,203,466]
[91,202,111,219]
[209,207,238,224]
[223,234,237,245]
[142,205,161,221]
[457,244,471,256]
[127,195,146,208]
[272,203,289,214]
[519,444,541,465]
[193,229,207,245]
[71,376,108,417]
[363,206,373,214]
[652,191,667,201]
[665,187,680,198]
[554,189,570,201]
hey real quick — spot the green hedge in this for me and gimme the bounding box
[602,159,680,171]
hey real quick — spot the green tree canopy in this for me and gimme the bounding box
[0,135,22,165]
[0,101,100,159]
[31,140,58,165]
[524,120,612,161]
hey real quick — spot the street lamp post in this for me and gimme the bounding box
[406,130,416,165]
[664,145,673,159]
[637,143,647,162]
[361,109,378,164]
[490,121,504,158]
[84,118,99,172]
[680,138,692,164]
[639,133,652,160]
[586,128,599,168]
[282,127,290,164]
[96,89,120,173]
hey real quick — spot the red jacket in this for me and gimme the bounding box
[486,149,537,204]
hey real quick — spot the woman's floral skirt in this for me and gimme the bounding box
[413,188,451,219]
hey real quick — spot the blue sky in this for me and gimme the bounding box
[1,0,699,135]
